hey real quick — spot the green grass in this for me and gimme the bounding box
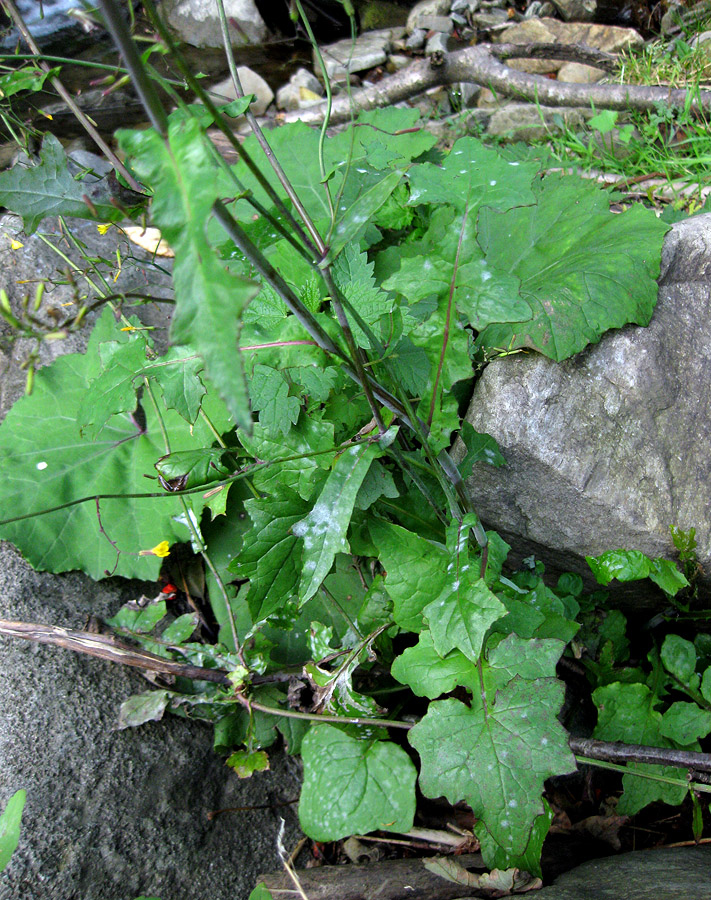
[533,40,711,212]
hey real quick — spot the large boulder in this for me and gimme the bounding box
[536,845,711,899]
[461,214,711,597]
[160,0,268,48]
[0,211,301,898]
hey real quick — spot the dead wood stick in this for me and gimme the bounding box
[491,40,618,70]
[258,853,485,900]
[282,43,711,128]
[2,619,710,774]
[569,736,711,773]
[0,618,231,684]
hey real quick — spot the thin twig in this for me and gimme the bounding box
[570,736,711,773]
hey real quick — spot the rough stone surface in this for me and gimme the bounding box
[461,215,711,595]
[471,8,511,27]
[0,212,302,897]
[425,30,455,54]
[0,544,302,900]
[537,846,711,899]
[486,102,585,140]
[557,61,606,82]
[551,0,597,21]
[162,0,268,48]
[317,28,399,77]
[407,0,453,33]
[207,66,274,115]
[495,18,643,74]
[416,14,454,32]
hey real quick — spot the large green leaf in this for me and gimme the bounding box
[299,725,416,841]
[0,310,221,579]
[382,207,529,335]
[295,441,382,602]
[586,549,688,597]
[229,109,435,226]
[406,136,538,214]
[593,682,688,814]
[118,118,258,430]
[476,175,670,360]
[369,520,449,632]
[424,573,505,662]
[228,493,309,622]
[391,630,478,699]
[0,134,126,233]
[331,243,395,349]
[239,417,335,500]
[409,634,574,867]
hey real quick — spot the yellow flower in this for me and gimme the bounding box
[5,234,23,250]
[139,540,171,558]
[120,324,136,332]
[96,223,113,235]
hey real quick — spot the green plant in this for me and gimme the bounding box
[0,790,25,873]
[0,0,706,888]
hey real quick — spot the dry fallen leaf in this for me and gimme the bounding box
[122,225,174,257]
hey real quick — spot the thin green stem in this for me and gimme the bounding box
[214,0,325,257]
[428,201,468,428]
[0,52,185,88]
[575,756,711,794]
[140,0,318,257]
[143,378,241,655]
[295,0,336,226]
[1,0,143,190]
[240,697,412,731]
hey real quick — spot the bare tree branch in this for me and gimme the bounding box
[570,736,711,774]
[491,41,618,70]
[282,43,711,128]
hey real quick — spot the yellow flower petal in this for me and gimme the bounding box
[139,540,171,558]
[5,234,23,250]
[96,223,112,235]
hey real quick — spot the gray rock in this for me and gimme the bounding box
[407,0,453,33]
[207,66,274,116]
[495,18,643,74]
[525,1,557,17]
[425,30,455,53]
[405,27,428,50]
[471,8,511,27]
[387,53,413,72]
[452,81,483,107]
[537,846,711,899]
[276,82,323,111]
[486,103,585,140]
[290,67,323,96]
[161,0,268,48]
[557,61,606,83]
[461,215,711,594]
[317,28,397,77]
[551,0,597,21]
[0,545,302,900]
[0,214,302,897]
[416,14,454,31]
